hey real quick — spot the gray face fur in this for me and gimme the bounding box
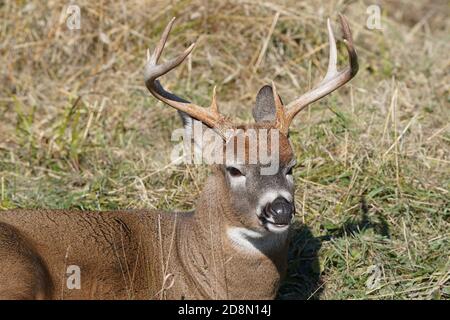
[221,159,296,234]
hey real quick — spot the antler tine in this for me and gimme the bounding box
[210,85,219,114]
[144,18,232,139]
[271,81,287,133]
[277,14,358,133]
[322,18,338,83]
[149,17,175,65]
[339,14,358,77]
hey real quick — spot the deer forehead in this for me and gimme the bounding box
[224,126,294,166]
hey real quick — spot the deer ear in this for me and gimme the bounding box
[178,111,194,132]
[252,85,283,122]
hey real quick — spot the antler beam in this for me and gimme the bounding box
[276,14,359,135]
[144,17,232,138]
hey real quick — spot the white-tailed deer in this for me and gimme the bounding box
[0,15,357,300]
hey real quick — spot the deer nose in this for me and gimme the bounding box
[264,197,295,225]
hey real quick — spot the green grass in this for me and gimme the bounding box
[0,0,449,299]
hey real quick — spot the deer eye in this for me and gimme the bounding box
[226,167,244,178]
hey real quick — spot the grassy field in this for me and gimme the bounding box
[0,0,449,299]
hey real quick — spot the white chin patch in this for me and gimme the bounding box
[227,226,288,254]
[265,222,290,234]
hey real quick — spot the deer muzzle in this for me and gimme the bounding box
[262,197,295,227]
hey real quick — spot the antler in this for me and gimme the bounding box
[144,17,233,139]
[275,14,359,135]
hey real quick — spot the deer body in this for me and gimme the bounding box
[0,171,288,299]
[0,15,357,300]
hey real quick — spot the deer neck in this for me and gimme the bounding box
[176,168,288,299]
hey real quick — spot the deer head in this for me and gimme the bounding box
[144,15,358,235]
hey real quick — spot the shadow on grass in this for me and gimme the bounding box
[278,197,390,300]
[323,197,391,239]
[278,224,323,300]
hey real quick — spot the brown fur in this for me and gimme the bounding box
[0,165,288,300]
[232,122,294,165]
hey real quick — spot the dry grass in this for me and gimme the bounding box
[0,0,449,299]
